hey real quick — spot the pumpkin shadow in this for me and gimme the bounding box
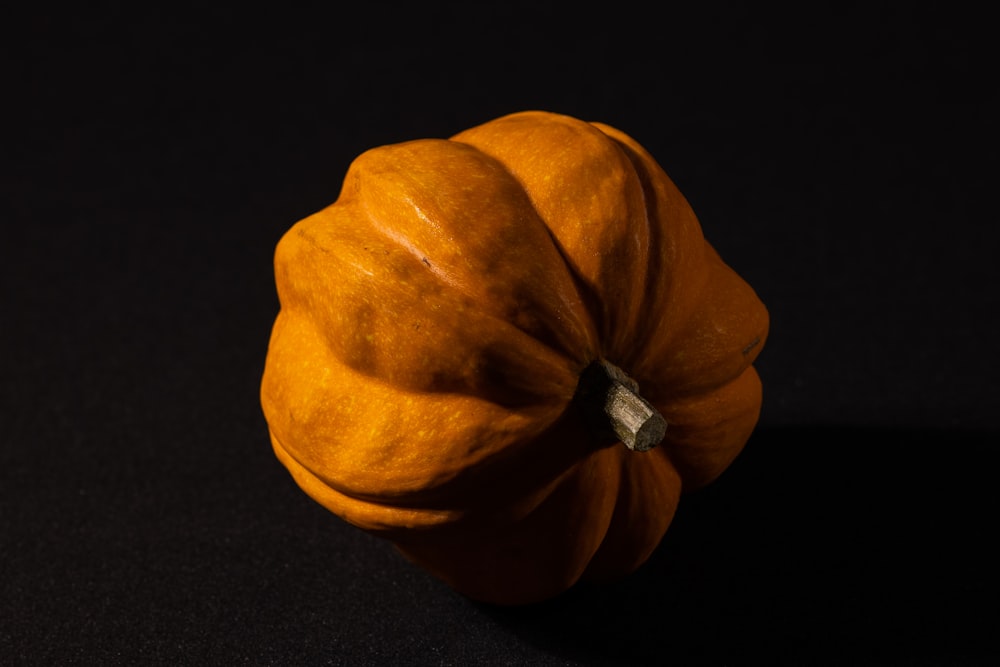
[477,425,1000,665]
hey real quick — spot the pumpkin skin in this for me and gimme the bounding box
[260,110,768,605]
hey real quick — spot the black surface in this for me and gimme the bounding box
[3,4,998,665]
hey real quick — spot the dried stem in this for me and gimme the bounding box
[577,359,667,452]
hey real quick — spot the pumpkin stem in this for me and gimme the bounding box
[576,360,667,452]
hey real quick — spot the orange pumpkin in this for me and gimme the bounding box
[260,110,768,605]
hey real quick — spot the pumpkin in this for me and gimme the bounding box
[260,110,768,605]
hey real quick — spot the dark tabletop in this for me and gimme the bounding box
[3,4,998,665]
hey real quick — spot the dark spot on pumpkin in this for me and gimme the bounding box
[742,336,761,356]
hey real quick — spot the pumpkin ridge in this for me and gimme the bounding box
[269,420,588,531]
[261,312,574,503]
[269,426,469,531]
[450,112,653,360]
[348,139,600,366]
[591,132,665,369]
[448,135,604,354]
[362,217,596,379]
[277,211,585,406]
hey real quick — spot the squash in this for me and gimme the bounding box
[260,110,768,605]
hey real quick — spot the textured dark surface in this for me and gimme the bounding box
[3,4,997,665]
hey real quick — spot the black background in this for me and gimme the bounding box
[3,3,998,665]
